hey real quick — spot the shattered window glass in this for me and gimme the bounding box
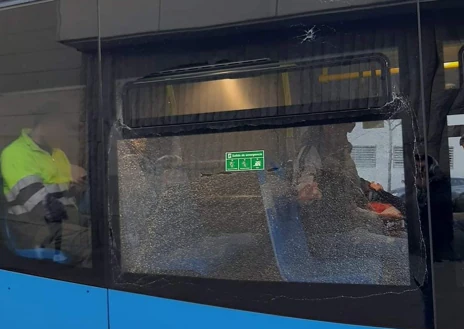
[102,8,435,326]
[114,119,410,285]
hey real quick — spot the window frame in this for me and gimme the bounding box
[459,45,464,87]
[105,52,431,329]
[109,114,423,328]
[121,53,393,134]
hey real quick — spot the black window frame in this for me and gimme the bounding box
[423,10,464,329]
[106,54,430,329]
[121,53,392,134]
[459,45,464,87]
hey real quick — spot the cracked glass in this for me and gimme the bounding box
[115,56,413,285]
[101,0,436,328]
[11,0,464,328]
[115,119,412,285]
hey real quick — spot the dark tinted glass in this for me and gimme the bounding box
[421,1,464,328]
[0,0,101,285]
[124,56,390,127]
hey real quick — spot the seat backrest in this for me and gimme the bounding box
[258,160,382,284]
[257,167,315,282]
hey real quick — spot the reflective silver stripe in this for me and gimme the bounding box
[45,183,69,194]
[59,183,69,191]
[4,175,42,202]
[5,178,68,203]
[8,187,48,215]
[24,188,48,211]
[8,207,25,215]
[59,197,76,207]
[8,196,77,215]
[7,185,76,215]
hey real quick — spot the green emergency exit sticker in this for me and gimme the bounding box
[225,150,265,172]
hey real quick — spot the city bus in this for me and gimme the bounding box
[1,0,464,328]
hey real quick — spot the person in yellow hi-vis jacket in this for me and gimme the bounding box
[0,106,91,267]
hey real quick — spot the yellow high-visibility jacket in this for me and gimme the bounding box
[1,129,75,217]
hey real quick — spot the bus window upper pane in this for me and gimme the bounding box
[123,57,389,127]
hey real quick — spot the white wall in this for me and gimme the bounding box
[348,116,464,192]
[348,120,404,191]
[448,115,464,179]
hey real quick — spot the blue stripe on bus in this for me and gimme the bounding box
[0,270,393,329]
[0,270,108,329]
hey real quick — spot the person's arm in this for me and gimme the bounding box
[364,181,406,215]
[294,146,322,201]
[69,164,87,198]
[376,189,407,215]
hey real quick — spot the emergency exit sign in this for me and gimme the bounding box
[225,150,265,172]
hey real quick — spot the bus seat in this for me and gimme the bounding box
[0,201,70,264]
[257,165,382,284]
